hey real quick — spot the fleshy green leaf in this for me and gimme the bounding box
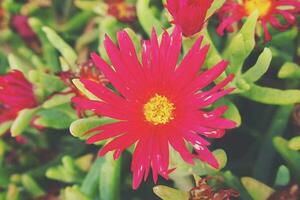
[28,18,60,72]
[60,185,91,200]
[242,48,272,82]
[11,107,40,137]
[0,121,13,136]
[170,149,227,178]
[278,62,300,79]
[206,0,225,19]
[274,165,290,187]
[6,184,20,200]
[137,0,163,36]
[273,137,300,182]
[242,84,300,105]
[153,185,189,200]
[70,117,115,139]
[28,70,66,95]
[21,174,45,198]
[223,11,258,74]
[241,177,274,200]
[42,93,75,109]
[46,156,85,183]
[8,54,32,74]
[81,157,105,198]
[99,153,121,200]
[289,136,300,151]
[42,27,77,67]
[35,107,76,129]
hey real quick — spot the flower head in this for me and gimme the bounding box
[106,0,136,23]
[10,15,41,52]
[73,27,236,189]
[0,70,37,123]
[165,0,213,37]
[217,0,300,41]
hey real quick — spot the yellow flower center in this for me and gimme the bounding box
[143,94,175,125]
[244,0,272,17]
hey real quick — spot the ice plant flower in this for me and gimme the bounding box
[10,15,41,52]
[217,0,300,41]
[0,70,37,124]
[73,27,236,189]
[106,0,136,23]
[10,15,37,42]
[165,0,213,37]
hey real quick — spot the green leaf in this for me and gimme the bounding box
[81,157,105,198]
[28,18,60,73]
[8,54,32,74]
[70,117,115,139]
[42,27,77,67]
[241,177,274,200]
[60,11,94,32]
[46,156,84,183]
[223,11,258,74]
[11,107,40,137]
[6,184,20,200]
[289,136,300,151]
[206,0,225,19]
[99,153,121,200]
[35,107,76,129]
[0,121,13,136]
[273,137,300,182]
[153,185,189,200]
[242,48,272,82]
[137,0,163,36]
[242,84,300,105]
[21,174,45,198]
[60,185,91,200]
[274,165,290,187]
[42,93,75,109]
[278,62,300,79]
[170,149,227,178]
[75,154,94,172]
[28,70,66,95]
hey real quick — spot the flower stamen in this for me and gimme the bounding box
[244,0,272,17]
[144,94,175,125]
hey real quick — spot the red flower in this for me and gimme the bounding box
[73,27,236,189]
[217,0,300,41]
[0,70,37,123]
[165,0,213,37]
[10,15,37,42]
[10,15,41,52]
[106,0,136,23]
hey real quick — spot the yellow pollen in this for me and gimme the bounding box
[143,94,175,125]
[244,0,272,17]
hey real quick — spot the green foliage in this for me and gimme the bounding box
[99,153,121,200]
[273,137,300,182]
[11,108,40,137]
[42,27,78,68]
[241,177,274,200]
[153,185,189,200]
[137,0,163,36]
